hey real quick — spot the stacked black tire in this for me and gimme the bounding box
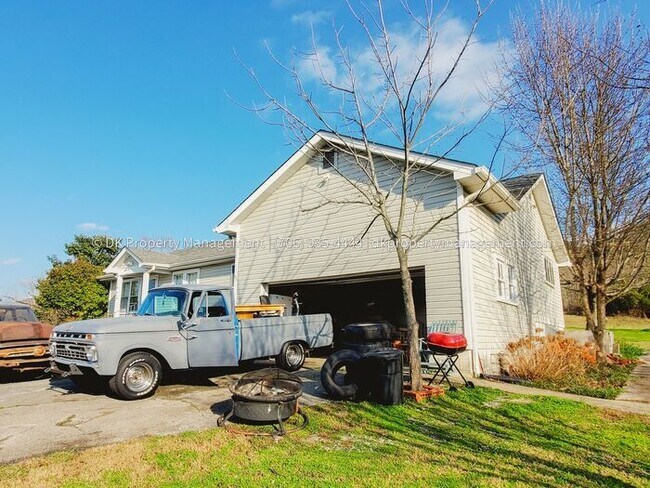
[320,323,403,405]
[341,322,394,354]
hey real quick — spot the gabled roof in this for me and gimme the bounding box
[501,173,543,200]
[214,131,520,235]
[103,243,235,275]
[501,173,570,266]
[128,247,177,265]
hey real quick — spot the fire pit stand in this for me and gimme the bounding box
[217,368,309,436]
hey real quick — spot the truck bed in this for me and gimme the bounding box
[238,313,333,361]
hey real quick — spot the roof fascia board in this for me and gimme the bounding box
[530,175,570,266]
[456,166,520,212]
[168,255,236,270]
[320,132,476,174]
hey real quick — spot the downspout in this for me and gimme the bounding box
[456,183,480,376]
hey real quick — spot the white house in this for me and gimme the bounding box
[101,245,235,317]
[214,132,570,374]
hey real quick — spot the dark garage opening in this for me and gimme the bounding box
[269,268,426,346]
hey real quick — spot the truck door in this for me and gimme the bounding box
[185,289,238,368]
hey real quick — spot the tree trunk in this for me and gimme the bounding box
[580,286,596,332]
[594,287,608,359]
[581,283,608,359]
[396,246,422,391]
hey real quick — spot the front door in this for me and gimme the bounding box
[186,289,238,367]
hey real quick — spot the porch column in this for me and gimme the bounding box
[141,270,151,304]
[114,275,123,317]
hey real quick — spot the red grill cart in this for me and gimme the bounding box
[420,323,474,391]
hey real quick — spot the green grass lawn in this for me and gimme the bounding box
[564,314,650,352]
[2,388,649,487]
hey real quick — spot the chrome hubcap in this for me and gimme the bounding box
[125,363,155,393]
[286,345,302,365]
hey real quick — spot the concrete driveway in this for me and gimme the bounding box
[0,358,327,465]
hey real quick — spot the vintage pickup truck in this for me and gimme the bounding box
[49,285,333,400]
[0,301,53,373]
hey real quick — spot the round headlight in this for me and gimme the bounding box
[85,346,98,362]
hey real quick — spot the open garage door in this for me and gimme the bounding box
[269,268,426,345]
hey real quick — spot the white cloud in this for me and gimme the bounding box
[297,46,339,84]
[291,10,331,26]
[296,16,507,122]
[76,222,110,232]
[0,258,21,266]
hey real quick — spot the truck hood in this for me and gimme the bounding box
[53,316,179,335]
[0,322,54,342]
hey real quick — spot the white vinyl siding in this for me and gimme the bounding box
[129,263,234,290]
[235,152,463,326]
[195,263,234,287]
[108,280,117,316]
[469,190,565,373]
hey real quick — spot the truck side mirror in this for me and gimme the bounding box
[180,312,188,323]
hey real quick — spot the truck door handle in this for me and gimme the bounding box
[218,317,231,322]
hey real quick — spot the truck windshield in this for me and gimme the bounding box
[137,289,187,317]
[0,306,37,322]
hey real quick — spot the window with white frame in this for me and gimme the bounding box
[172,269,200,286]
[120,279,141,314]
[148,275,158,290]
[544,257,555,286]
[495,257,518,303]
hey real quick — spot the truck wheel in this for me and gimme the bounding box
[320,349,363,400]
[276,342,306,372]
[109,352,162,400]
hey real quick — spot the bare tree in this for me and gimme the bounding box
[237,0,503,390]
[500,2,650,353]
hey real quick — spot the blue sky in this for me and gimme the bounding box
[0,0,647,298]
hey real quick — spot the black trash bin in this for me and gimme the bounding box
[363,348,404,405]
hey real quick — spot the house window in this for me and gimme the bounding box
[544,257,555,286]
[120,279,141,314]
[148,276,158,290]
[495,257,518,304]
[172,269,200,286]
[230,264,236,287]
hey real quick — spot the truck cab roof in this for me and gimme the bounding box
[151,285,234,294]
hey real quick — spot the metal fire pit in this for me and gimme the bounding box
[217,368,308,436]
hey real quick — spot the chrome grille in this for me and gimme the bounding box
[53,332,87,340]
[53,342,88,361]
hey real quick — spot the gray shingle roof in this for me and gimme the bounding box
[128,248,177,265]
[127,241,235,269]
[500,173,542,200]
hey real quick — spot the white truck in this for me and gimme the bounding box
[48,285,333,400]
